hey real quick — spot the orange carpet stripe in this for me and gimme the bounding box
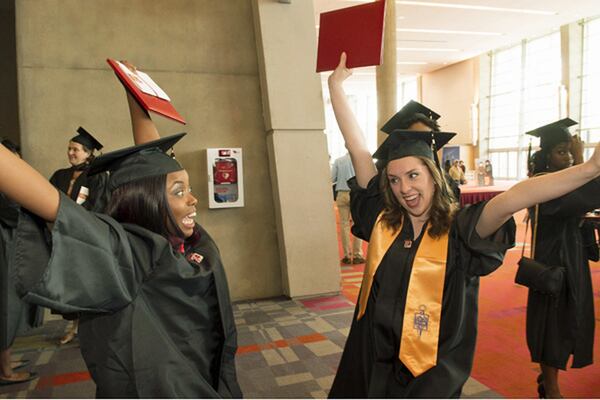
[36,371,91,389]
[236,333,328,355]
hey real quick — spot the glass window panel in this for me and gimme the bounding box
[523,32,561,139]
[519,150,530,178]
[487,32,560,179]
[397,78,419,110]
[323,83,378,160]
[582,17,600,145]
[507,151,518,178]
[489,152,501,178]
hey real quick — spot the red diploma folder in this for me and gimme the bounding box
[107,58,186,124]
[316,0,386,73]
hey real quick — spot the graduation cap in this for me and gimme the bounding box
[71,127,104,151]
[373,129,455,165]
[88,133,186,191]
[525,118,577,151]
[380,100,441,134]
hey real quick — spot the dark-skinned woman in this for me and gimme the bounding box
[526,118,599,398]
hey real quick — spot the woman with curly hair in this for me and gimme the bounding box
[326,53,600,398]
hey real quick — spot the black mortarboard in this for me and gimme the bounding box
[71,127,104,151]
[88,133,185,191]
[525,118,577,151]
[373,129,455,164]
[380,100,441,134]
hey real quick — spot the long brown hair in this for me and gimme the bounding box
[379,156,457,238]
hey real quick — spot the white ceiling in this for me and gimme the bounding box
[313,0,600,76]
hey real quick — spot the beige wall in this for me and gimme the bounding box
[0,1,19,144]
[421,59,479,147]
[14,0,281,301]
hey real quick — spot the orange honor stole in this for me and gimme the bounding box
[357,212,449,377]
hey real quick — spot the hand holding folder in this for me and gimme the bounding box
[327,52,353,86]
[107,58,186,124]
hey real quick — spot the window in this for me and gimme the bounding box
[397,77,419,108]
[581,17,600,161]
[323,80,378,162]
[486,32,561,179]
[523,34,562,132]
[323,75,418,162]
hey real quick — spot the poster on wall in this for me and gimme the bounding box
[442,146,460,164]
[207,148,244,209]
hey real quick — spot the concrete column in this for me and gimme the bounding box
[251,0,340,298]
[376,0,397,145]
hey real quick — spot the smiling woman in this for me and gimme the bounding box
[0,66,242,398]
[326,52,600,398]
[166,169,198,238]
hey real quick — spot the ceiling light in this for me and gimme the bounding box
[397,47,460,52]
[395,1,557,16]
[397,28,502,36]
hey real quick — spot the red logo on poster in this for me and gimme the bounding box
[214,159,237,184]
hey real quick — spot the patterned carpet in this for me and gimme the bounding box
[0,287,500,398]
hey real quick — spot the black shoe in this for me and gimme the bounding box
[538,382,546,399]
[352,256,366,264]
[341,257,352,265]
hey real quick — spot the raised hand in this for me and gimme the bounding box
[328,52,352,88]
[570,134,584,165]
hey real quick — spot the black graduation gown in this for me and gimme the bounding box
[0,193,42,350]
[49,166,108,212]
[13,193,242,398]
[526,177,600,369]
[329,177,515,398]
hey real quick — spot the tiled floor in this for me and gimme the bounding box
[0,290,501,398]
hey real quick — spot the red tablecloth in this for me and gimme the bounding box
[460,190,503,207]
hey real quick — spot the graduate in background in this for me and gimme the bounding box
[526,119,599,399]
[0,82,242,397]
[484,160,494,186]
[49,127,107,345]
[379,100,461,201]
[49,127,107,212]
[327,52,600,397]
[0,139,40,386]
